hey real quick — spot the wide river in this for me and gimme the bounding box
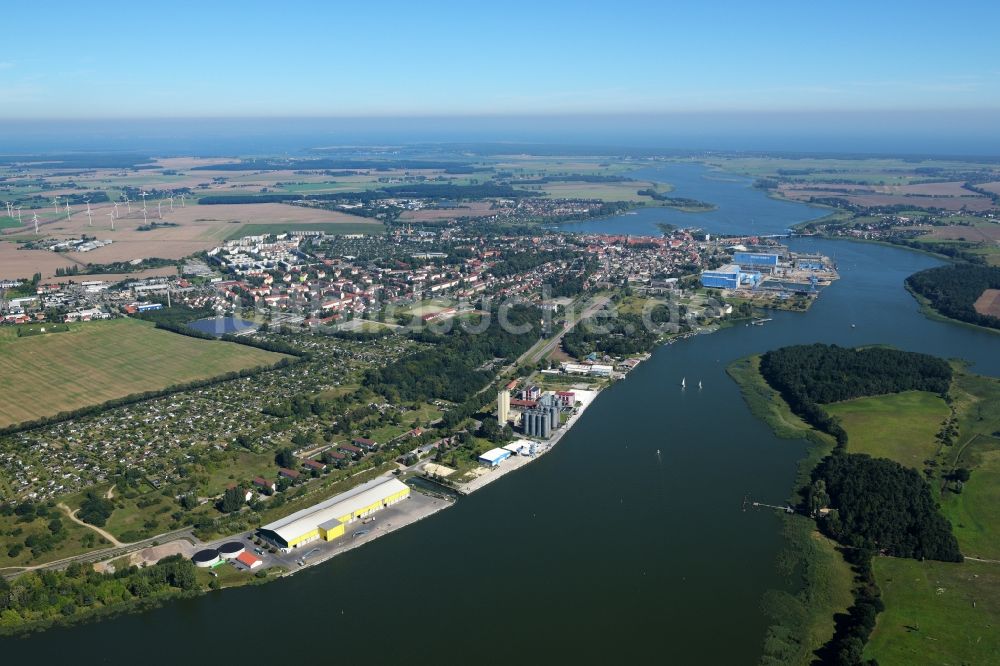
[4,165,998,663]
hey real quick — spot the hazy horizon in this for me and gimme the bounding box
[1,110,999,157]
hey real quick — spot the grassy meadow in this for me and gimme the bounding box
[824,391,949,470]
[867,558,1000,664]
[939,369,1000,560]
[0,318,287,428]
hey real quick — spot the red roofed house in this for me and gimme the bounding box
[339,443,363,456]
[555,391,576,407]
[236,552,262,570]
[352,437,377,451]
[278,468,300,480]
[253,477,276,493]
[324,450,347,463]
[226,483,253,502]
[303,459,326,472]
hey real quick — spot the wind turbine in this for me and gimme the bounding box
[85,207,94,227]
[32,212,39,234]
[123,193,131,213]
[16,206,22,224]
[179,193,186,207]
[142,208,147,224]
[53,198,60,215]
[107,212,115,230]
[112,201,120,218]
[4,201,11,218]
[64,201,72,220]
[140,191,149,212]
[157,200,162,219]
[168,195,174,210]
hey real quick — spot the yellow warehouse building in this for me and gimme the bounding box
[258,477,410,550]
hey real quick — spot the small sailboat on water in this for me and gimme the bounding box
[698,380,703,390]
[680,377,686,389]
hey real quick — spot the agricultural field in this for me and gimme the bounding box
[0,240,76,280]
[0,318,288,428]
[824,391,949,470]
[66,203,374,263]
[974,289,1000,318]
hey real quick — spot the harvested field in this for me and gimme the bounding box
[778,182,996,211]
[0,318,288,429]
[921,224,1000,242]
[399,202,496,221]
[845,194,994,211]
[974,289,1000,318]
[8,202,375,269]
[0,241,76,279]
[56,266,179,284]
[979,182,1000,195]
[886,181,976,196]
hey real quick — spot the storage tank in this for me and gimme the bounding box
[192,548,221,568]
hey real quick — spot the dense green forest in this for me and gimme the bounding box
[906,264,1000,330]
[0,555,198,634]
[562,312,663,358]
[812,454,962,561]
[365,304,542,403]
[759,343,952,446]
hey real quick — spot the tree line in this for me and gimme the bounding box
[198,182,536,206]
[0,555,199,635]
[759,343,952,447]
[906,264,1000,331]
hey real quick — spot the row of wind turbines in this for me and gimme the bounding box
[4,191,187,233]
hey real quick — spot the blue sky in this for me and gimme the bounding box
[2,0,999,119]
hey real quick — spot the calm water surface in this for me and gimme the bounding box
[4,175,997,664]
[558,162,828,237]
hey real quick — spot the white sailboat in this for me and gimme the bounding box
[698,380,703,390]
[681,377,686,389]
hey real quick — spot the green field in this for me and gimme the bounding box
[867,558,1000,664]
[939,370,1000,559]
[0,318,288,428]
[225,221,384,240]
[537,180,661,202]
[825,391,949,470]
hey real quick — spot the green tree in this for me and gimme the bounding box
[275,447,297,468]
[219,487,245,513]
